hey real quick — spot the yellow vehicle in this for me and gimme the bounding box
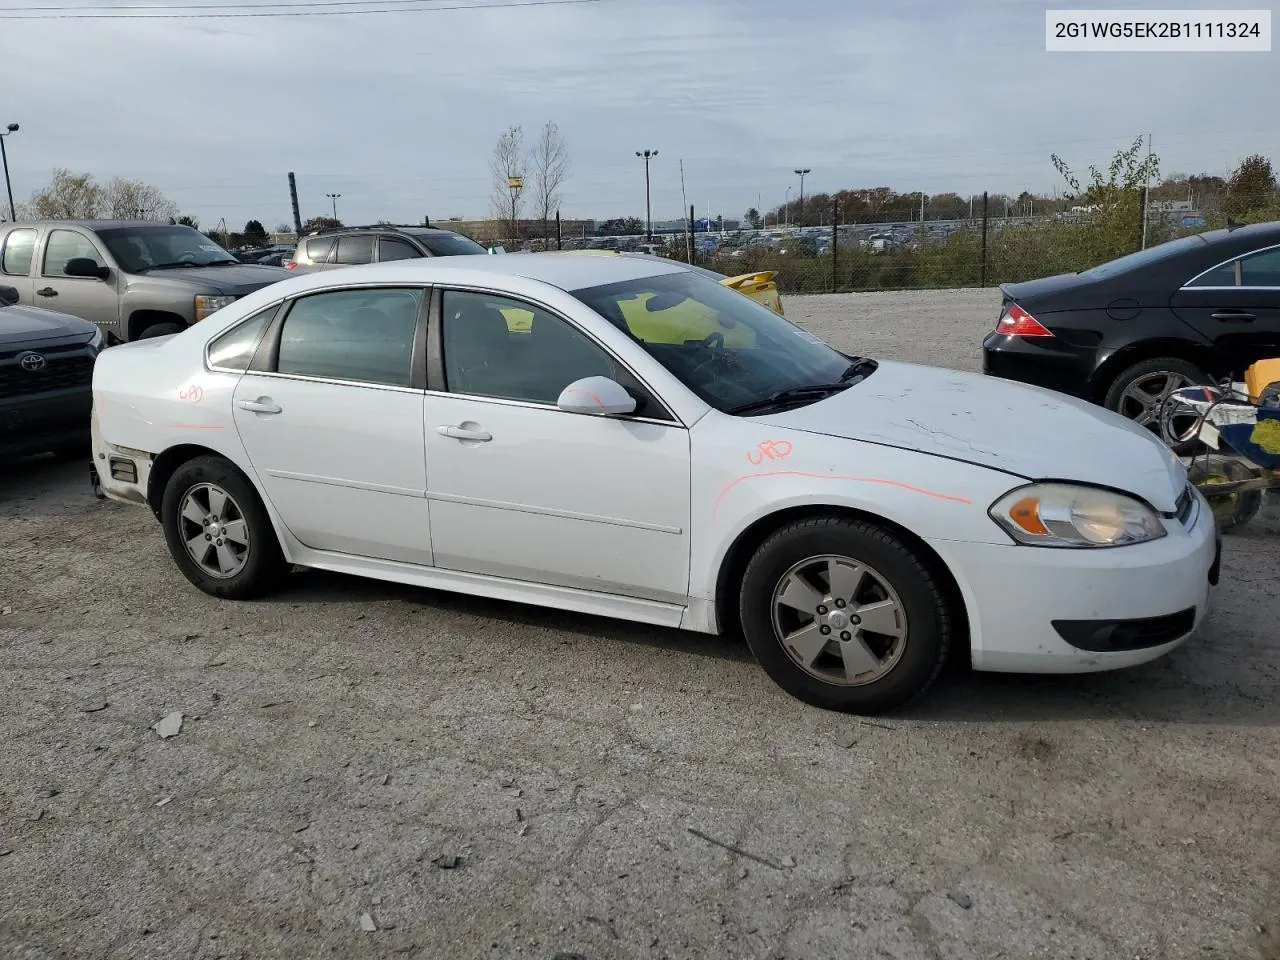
[492,249,785,343]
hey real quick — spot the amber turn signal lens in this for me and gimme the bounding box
[1008,496,1049,535]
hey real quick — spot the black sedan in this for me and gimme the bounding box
[982,221,1280,451]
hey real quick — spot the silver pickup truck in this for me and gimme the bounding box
[0,220,289,343]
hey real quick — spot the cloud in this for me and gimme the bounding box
[1,0,1273,227]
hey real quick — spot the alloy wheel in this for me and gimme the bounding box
[177,482,250,579]
[770,554,908,686]
[1118,370,1200,445]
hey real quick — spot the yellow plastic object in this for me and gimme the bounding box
[559,250,785,315]
[1244,358,1280,403]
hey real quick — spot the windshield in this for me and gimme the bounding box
[97,226,237,272]
[570,270,858,413]
[414,231,488,256]
[1080,232,1207,279]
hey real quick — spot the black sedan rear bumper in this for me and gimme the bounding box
[982,331,1097,401]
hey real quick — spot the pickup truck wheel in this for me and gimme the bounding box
[160,456,288,599]
[138,321,183,339]
[738,515,952,715]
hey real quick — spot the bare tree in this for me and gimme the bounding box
[19,169,104,219]
[489,125,525,242]
[102,177,178,221]
[530,121,570,243]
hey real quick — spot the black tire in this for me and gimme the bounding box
[1103,357,1211,455]
[738,515,953,714]
[160,455,288,599]
[138,321,184,340]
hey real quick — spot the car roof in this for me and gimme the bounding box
[6,220,190,231]
[277,250,691,294]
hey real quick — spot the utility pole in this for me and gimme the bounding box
[1140,132,1152,249]
[326,193,341,222]
[794,168,810,226]
[0,123,19,222]
[636,149,658,240]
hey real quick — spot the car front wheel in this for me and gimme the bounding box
[160,456,288,599]
[738,515,954,714]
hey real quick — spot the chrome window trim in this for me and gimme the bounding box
[1181,241,1280,289]
[422,387,683,428]
[434,281,685,426]
[236,369,425,395]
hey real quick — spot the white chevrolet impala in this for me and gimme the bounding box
[90,253,1220,713]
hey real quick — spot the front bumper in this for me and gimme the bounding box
[929,488,1219,673]
[0,386,92,457]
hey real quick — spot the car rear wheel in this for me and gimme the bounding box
[161,455,288,599]
[738,515,953,714]
[1104,357,1211,454]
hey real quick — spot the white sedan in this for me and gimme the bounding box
[90,253,1220,714]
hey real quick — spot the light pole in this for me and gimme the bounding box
[784,187,791,227]
[636,149,658,240]
[0,123,18,222]
[794,168,810,227]
[326,192,341,222]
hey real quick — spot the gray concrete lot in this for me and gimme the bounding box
[1,287,1277,960]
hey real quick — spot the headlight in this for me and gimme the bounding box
[989,482,1167,548]
[194,295,236,322]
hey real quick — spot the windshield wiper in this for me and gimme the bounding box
[727,383,851,416]
[839,356,877,381]
[135,262,198,272]
[205,259,242,266]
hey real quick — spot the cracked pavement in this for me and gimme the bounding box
[2,287,1278,960]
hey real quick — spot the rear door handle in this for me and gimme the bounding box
[238,398,282,414]
[1211,311,1255,322]
[437,425,492,442]
[36,287,57,297]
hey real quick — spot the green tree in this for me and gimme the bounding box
[169,215,199,229]
[1223,154,1276,219]
[1051,135,1159,264]
[745,207,762,229]
[242,219,270,247]
[301,216,341,233]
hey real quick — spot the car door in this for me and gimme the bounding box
[422,287,692,604]
[36,228,122,330]
[330,234,376,272]
[1171,244,1280,377]
[0,226,38,303]
[230,285,433,565]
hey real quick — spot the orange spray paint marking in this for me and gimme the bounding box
[564,386,605,408]
[747,439,792,465]
[712,470,972,524]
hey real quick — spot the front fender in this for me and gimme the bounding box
[687,418,1023,605]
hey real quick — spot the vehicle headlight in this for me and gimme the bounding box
[988,482,1167,548]
[194,295,236,322]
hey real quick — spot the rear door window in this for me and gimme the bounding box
[1,228,36,276]
[378,237,422,262]
[334,235,375,265]
[276,287,424,387]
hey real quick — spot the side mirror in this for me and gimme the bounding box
[556,376,637,416]
[0,284,19,306]
[487,246,506,255]
[65,257,109,280]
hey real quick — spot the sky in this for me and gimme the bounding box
[1,0,1276,231]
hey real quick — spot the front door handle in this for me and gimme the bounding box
[36,287,57,297]
[437,424,492,442]
[238,397,282,414]
[1211,311,1255,322]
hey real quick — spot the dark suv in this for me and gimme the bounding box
[0,283,101,459]
[285,224,492,274]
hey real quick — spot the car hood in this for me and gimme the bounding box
[136,263,289,295]
[751,360,1186,512]
[0,304,98,344]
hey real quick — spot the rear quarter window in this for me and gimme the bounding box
[305,237,335,264]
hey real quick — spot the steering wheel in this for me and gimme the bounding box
[177,252,197,264]
[688,330,727,379]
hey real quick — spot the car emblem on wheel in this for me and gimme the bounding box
[19,352,47,371]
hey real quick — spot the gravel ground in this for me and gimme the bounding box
[2,287,1278,960]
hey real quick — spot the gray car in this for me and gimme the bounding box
[0,220,290,343]
[285,224,491,274]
